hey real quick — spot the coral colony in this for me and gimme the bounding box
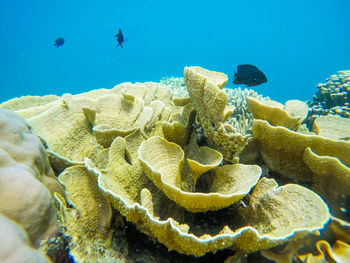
[0,67,349,262]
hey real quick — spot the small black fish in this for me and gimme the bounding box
[53,37,65,47]
[232,64,267,87]
[115,28,125,48]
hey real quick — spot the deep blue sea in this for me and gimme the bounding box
[1,0,349,104]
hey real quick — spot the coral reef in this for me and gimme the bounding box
[0,66,349,262]
[308,70,350,118]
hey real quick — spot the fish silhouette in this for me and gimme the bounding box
[115,28,125,48]
[232,64,267,87]
[53,37,65,47]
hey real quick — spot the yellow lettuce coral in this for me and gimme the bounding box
[185,133,223,184]
[252,119,350,181]
[54,165,119,262]
[184,66,250,162]
[2,82,176,162]
[247,97,308,130]
[298,240,350,263]
[303,147,350,217]
[88,131,329,256]
[138,135,262,212]
[312,115,350,140]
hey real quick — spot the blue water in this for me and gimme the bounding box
[1,0,349,104]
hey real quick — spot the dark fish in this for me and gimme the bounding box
[53,37,65,47]
[232,64,267,87]
[115,28,125,48]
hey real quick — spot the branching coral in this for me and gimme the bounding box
[160,76,189,98]
[225,87,268,136]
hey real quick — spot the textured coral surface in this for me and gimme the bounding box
[0,67,349,262]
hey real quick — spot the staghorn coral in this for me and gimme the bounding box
[225,87,269,136]
[0,67,342,261]
[308,70,350,118]
[160,76,189,98]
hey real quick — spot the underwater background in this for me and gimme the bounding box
[1,0,350,103]
[1,1,350,262]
